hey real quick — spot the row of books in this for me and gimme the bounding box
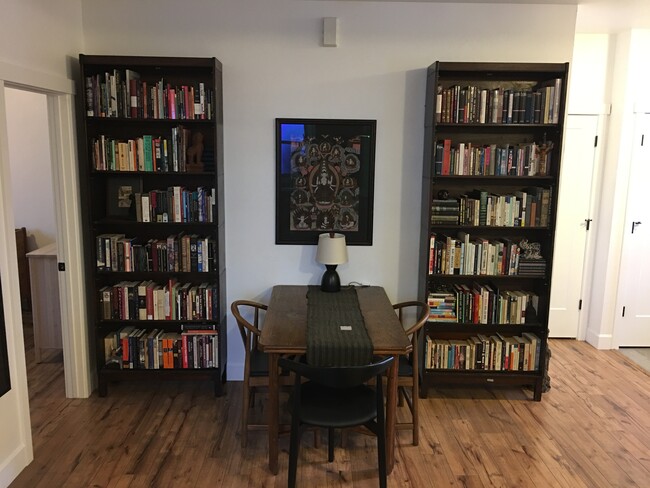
[434,79,562,125]
[96,233,216,273]
[428,284,539,324]
[431,187,552,228]
[433,139,553,176]
[424,332,542,371]
[428,233,546,276]
[104,325,219,370]
[85,69,214,120]
[132,186,215,223]
[99,280,219,321]
[91,126,201,172]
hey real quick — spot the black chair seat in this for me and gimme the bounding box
[292,383,377,428]
[279,356,394,488]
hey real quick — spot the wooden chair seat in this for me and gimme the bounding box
[249,348,271,377]
[397,354,413,377]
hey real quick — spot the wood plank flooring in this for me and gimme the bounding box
[10,338,650,488]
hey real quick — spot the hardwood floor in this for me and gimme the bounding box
[10,339,650,487]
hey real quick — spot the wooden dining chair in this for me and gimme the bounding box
[392,300,430,446]
[279,356,394,488]
[231,299,293,448]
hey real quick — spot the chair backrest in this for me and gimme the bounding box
[231,300,267,352]
[279,356,394,389]
[393,301,430,337]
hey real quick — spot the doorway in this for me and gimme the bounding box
[548,114,600,338]
[5,87,64,382]
[0,72,92,400]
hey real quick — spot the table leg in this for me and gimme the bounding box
[268,352,280,475]
[385,354,398,474]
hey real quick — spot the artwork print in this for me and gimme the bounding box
[276,119,376,245]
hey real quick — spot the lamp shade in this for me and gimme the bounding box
[315,232,348,265]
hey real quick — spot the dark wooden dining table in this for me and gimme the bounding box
[258,285,412,475]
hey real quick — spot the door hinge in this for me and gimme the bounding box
[642,134,645,146]
[594,135,598,147]
[578,299,583,310]
[622,306,626,317]
[585,218,593,231]
[58,262,65,271]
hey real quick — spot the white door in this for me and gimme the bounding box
[615,113,650,346]
[548,115,599,337]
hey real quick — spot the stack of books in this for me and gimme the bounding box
[427,287,458,322]
[517,258,546,277]
[431,199,460,225]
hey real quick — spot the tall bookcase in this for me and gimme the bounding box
[418,62,568,401]
[77,55,227,396]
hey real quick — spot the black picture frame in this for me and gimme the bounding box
[275,118,376,245]
[106,176,141,220]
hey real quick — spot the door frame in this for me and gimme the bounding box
[577,111,608,341]
[0,59,92,399]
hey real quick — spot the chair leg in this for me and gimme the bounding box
[377,424,387,488]
[249,386,256,408]
[328,427,335,462]
[288,425,301,488]
[412,379,420,446]
[241,380,250,448]
[398,386,405,407]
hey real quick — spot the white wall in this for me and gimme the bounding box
[81,0,577,379]
[6,88,57,250]
[567,34,612,115]
[0,0,84,80]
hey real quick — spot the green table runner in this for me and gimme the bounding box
[306,286,373,366]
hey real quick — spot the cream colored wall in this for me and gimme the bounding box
[0,0,84,80]
[81,0,577,379]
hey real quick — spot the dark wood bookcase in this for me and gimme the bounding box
[418,62,569,401]
[77,55,227,396]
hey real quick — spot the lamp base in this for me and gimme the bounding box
[321,265,341,293]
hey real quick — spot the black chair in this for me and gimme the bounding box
[278,356,394,488]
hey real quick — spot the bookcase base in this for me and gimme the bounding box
[420,371,545,401]
[98,367,227,397]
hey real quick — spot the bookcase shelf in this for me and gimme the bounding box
[77,54,227,397]
[418,61,568,401]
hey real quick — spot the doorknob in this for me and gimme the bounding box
[632,221,642,233]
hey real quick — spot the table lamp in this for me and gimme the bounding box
[315,232,348,292]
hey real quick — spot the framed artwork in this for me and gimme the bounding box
[275,118,377,245]
[106,176,141,220]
